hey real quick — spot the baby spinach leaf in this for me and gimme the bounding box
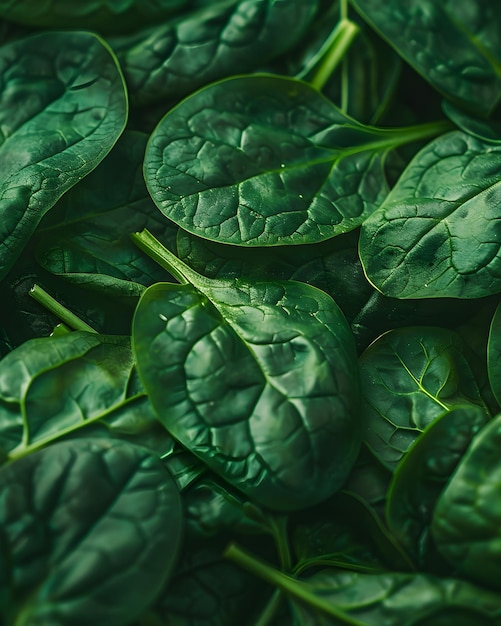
[0,331,173,460]
[432,413,501,589]
[35,131,177,297]
[359,130,501,299]
[0,30,127,281]
[132,231,362,511]
[359,326,486,470]
[386,404,489,570]
[487,301,501,407]
[350,0,501,116]
[113,0,320,106]
[144,74,447,246]
[0,438,183,625]
[0,0,194,33]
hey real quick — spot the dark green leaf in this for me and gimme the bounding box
[487,302,501,406]
[0,438,183,625]
[350,0,501,115]
[0,31,127,281]
[132,241,362,511]
[144,74,446,246]
[432,413,501,589]
[113,0,320,106]
[386,404,489,569]
[36,131,177,296]
[0,0,194,33]
[0,331,173,459]
[359,131,501,299]
[359,326,486,470]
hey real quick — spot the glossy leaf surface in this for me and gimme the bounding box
[350,0,501,115]
[114,0,320,106]
[0,331,172,459]
[0,30,127,281]
[386,405,489,568]
[360,131,501,299]
[133,244,362,511]
[432,413,501,588]
[144,74,444,246]
[360,326,485,470]
[0,438,183,625]
[36,131,177,296]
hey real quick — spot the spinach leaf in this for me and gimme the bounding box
[350,0,501,116]
[144,74,447,246]
[0,30,127,281]
[360,130,501,299]
[35,131,177,297]
[0,0,194,33]
[113,0,320,106]
[0,331,173,459]
[386,404,489,570]
[132,231,362,511]
[487,301,501,407]
[359,326,486,470]
[0,438,183,625]
[432,413,501,589]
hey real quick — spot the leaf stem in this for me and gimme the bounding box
[30,284,97,333]
[309,19,359,91]
[131,230,196,286]
[224,543,367,626]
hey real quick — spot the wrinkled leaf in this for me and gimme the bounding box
[0,438,183,625]
[0,30,127,281]
[360,326,486,470]
[432,413,501,589]
[360,130,501,299]
[350,0,501,115]
[113,0,320,106]
[144,74,445,246]
[386,404,489,569]
[487,301,501,406]
[132,237,362,511]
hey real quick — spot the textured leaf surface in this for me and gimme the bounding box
[144,75,438,246]
[133,255,362,511]
[432,413,501,589]
[0,438,183,625]
[0,331,172,459]
[386,405,489,568]
[0,0,193,32]
[114,0,320,106]
[36,131,177,296]
[0,31,127,281]
[360,131,501,299]
[360,326,485,470]
[350,0,501,115]
[487,302,501,407]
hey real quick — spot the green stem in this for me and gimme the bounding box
[309,19,359,91]
[30,284,97,333]
[224,543,367,626]
[131,230,195,286]
[254,589,284,626]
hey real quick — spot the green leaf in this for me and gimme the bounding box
[0,331,173,460]
[35,131,177,297]
[132,233,362,511]
[350,0,501,116]
[359,326,486,470]
[0,438,183,625]
[113,0,321,106]
[144,74,447,246]
[386,404,489,569]
[0,30,128,281]
[0,0,194,33]
[432,413,501,589]
[487,302,501,406]
[360,130,501,299]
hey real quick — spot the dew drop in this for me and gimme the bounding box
[159,313,168,322]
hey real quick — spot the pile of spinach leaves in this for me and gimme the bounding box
[1,0,501,623]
